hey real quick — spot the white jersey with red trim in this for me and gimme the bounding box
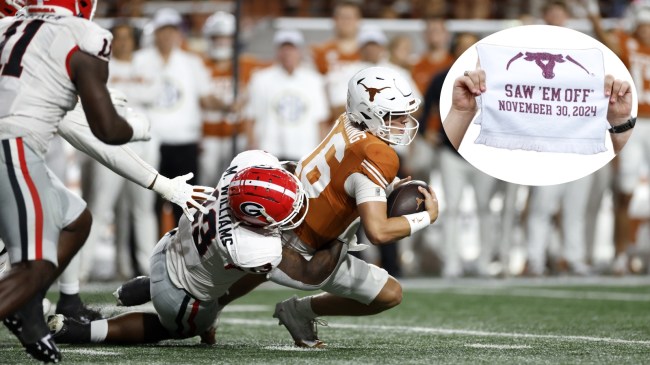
[165,150,283,302]
[0,14,112,157]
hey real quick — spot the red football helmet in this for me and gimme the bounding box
[24,0,96,20]
[0,0,24,17]
[228,166,307,230]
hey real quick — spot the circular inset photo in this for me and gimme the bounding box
[440,25,637,186]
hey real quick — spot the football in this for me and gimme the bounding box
[386,180,430,217]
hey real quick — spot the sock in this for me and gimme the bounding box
[295,296,317,319]
[90,319,108,343]
[57,292,82,308]
[58,280,80,296]
[58,254,81,295]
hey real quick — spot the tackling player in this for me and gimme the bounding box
[49,150,348,345]
[0,1,209,362]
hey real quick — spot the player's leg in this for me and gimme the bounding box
[50,311,171,344]
[561,176,593,275]
[272,250,396,347]
[611,122,645,274]
[439,149,469,277]
[525,185,563,276]
[471,170,498,276]
[126,180,157,275]
[0,139,87,362]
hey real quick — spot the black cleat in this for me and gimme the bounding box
[48,314,90,344]
[113,275,152,306]
[55,302,103,324]
[24,334,61,363]
[3,314,24,344]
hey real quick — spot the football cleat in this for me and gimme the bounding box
[55,301,103,324]
[113,275,152,306]
[48,314,89,344]
[24,334,61,363]
[5,315,62,363]
[3,314,24,343]
[272,295,327,348]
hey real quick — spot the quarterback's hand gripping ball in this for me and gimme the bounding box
[386,180,431,217]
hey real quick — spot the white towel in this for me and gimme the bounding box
[475,43,609,154]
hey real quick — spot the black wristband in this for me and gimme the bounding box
[608,116,636,134]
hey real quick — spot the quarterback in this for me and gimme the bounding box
[49,150,348,345]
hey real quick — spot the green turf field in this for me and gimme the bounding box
[1,277,649,364]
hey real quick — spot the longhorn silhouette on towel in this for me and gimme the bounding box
[506,52,590,79]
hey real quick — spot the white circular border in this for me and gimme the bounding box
[440,25,638,186]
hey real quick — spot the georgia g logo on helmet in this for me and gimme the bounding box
[239,202,265,217]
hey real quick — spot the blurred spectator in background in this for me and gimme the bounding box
[451,0,493,19]
[412,18,453,96]
[585,0,650,274]
[198,11,270,188]
[387,34,414,71]
[422,32,500,277]
[314,0,363,121]
[133,8,211,230]
[543,0,571,26]
[81,22,160,281]
[526,177,594,276]
[244,30,329,161]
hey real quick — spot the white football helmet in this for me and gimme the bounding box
[0,0,24,17]
[24,0,97,20]
[347,66,421,146]
[203,11,235,60]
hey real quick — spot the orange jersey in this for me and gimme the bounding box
[311,40,361,75]
[293,114,399,249]
[202,55,271,137]
[411,53,455,94]
[618,32,650,117]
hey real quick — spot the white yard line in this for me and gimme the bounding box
[222,318,650,346]
[465,343,532,349]
[61,349,121,356]
[419,287,650,302]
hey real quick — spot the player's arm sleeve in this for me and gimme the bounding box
[358,143,400,189]
[57,103,158,188]
[77,23,113,62]
[344,173,387,205]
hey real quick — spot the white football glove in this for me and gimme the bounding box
[109,88,128,117]
[151,173,216,222]
[125,107,151,142]
[107,88,149,142]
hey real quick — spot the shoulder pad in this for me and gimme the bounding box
[226,225,282,273]
[68,19,113,62]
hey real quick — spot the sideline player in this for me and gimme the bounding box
[49,150,348,345]
[0,1,205,362]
